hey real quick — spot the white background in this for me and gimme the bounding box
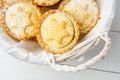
[0,0,120,80]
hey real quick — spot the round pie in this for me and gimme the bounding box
[33,0,60,6]
[59,0,100,34]
[0,2,42,40]
[36,10,80,54]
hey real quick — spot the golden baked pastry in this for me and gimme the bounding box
[36,10,80,54]
[1,0,31,6]
[33,0,60,6]
[40,2,59,14]
[2,0,17,6]
[59,0,100,34]
[0,2,42,40]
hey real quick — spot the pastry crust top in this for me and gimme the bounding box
[0,2,42,40]
[33,0,60,6]
[59,0,100,34]
[1,0,31,7]
[36,10,80,54]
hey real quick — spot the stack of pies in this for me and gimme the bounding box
[0,0,100,54]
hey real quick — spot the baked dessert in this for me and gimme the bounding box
[59,0,100,34]
[1,0,31,6]
[40,2,59,14]
[0,2,42,40]
[33,0,60,6]
[36,10,80,54]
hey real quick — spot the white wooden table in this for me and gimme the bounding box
[0,1,120,80]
